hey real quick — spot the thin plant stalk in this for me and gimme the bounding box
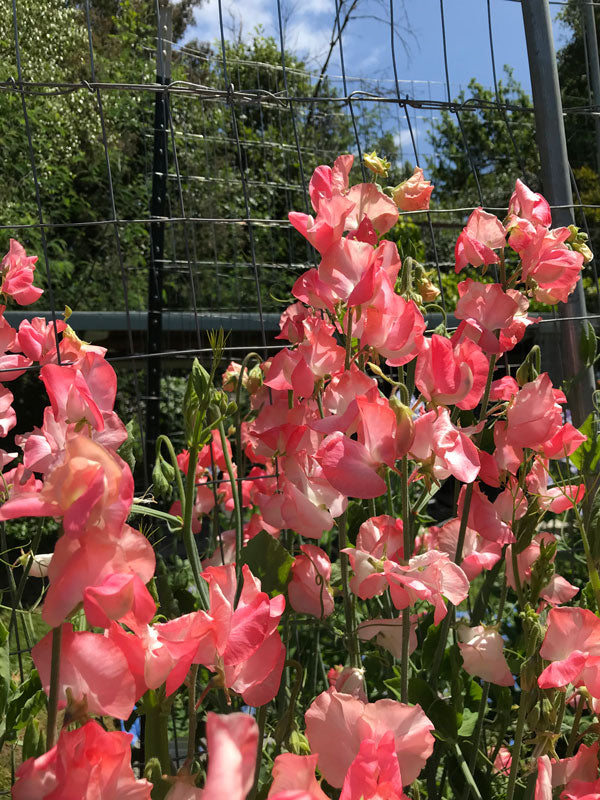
[46,625,63,750]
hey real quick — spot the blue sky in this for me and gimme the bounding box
[188,0,571,158]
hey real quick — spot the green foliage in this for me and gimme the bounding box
[239,529,294,596]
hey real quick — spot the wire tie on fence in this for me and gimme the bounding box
[81,80,94,94]
[226,82,235,105]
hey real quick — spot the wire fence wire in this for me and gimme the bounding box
[2,0,600,774]
[1,0,598,458]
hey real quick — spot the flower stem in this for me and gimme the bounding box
[506,689,531,800]
[182,416,209,609]
[186,664,198,762]
[337,509,360,668]
[45,625,62,750]
[218,420,243,589]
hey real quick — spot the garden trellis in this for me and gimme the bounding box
[2,0,600,792]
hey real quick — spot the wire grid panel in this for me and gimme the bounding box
[1,0,599,461]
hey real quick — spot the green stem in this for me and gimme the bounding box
[400,456,411,702]
[187,664,198,762]
[249,704,268,800]
[338,510,360,668]
[156,434,186,512]
[145,692,173,800]
[566,693,585,756]
[182,416,209,609]
[506,690,531,800]
[345,308,353,371]
[45,625,62,750]
[219,421,243,589]
[511,544,526,609]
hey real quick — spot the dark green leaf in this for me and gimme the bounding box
[240,529,294,596]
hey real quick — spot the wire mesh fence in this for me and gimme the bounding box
[2,0,600,768]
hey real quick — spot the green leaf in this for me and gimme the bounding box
[458,708,479,737]
[240,529,294,596]
[570,413,600,474]
[408,676,458,742]
[22,718,44,761]
[117,419,137,472]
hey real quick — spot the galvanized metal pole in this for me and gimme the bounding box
[521,0,595,426]
[147,0,172,471]
[580,0,600,173]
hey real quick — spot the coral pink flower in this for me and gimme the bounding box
[345,182,399,235]
[0,434,133,537]
[317,431,386,499]
[310,364,378,436]
[13,720,152,799]
[308,154,353,212]
[384,551,470,624]
[506,374,562,451]
[357,616,418,660]
[415,334,489,410]
[508,179,552,228]
[269,753,329,800]
[453,278,537,355]
[392,166,433,212]
[489,375,520,402]
[200,564,286,706]
[40,363,105,430]
[538,607,600,697]
[340,732,406,800]
[357,514,405,562]
[292,268,340,312]
[455,208,506,273]
[33,623,139,718]
[0,385,16,437]
[41,523,155,628]
[288,544,334,618]
[304,690,434,788]
[526,458,585,513]
[456,483,516,545]
[0,239,43,305]
[289,194,355,255]
[425,518,502,580]
[410,407,480,484]
[506,533,578,606]
[519,226,584,304]
[457,624,513,686]
[535,745,600,800]
[17,316,66,363]
[276,302,312,344]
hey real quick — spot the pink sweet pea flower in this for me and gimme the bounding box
[357,616,418,660]
[42,523,155,627]
[17,316,67,363]
[415,334,489,410]
[292,268,340,312]
[304,690,434,788]
[357,514,405,562]
[276,302,311,344]
[0,434,134,538]
[508,179,552,228]
[506,532,578,607]
[200,564,286,706]
[13,720,152,800]
[519,226,584,304]
[289,194,356,255]
[526,458,585,513]
[410,407,480,485]
[340,732,407,800]
[308,154,353,213]
[288,543,334,619]
[457,624,513,686]
[456,483,516,545]
[506,374,562,451]
[317,430,387,499]
[345,182,399,235]
[455,208,506,273]
[269,753,329,800]
[40,363,105,430]
[425,518,502,580]
[0,385,16,437]
[453,278,538,355]
[392,166,433,212]
[33,623,140,719]
[384,550,470,624]
[538,607,600,697]
[0,239,43,305]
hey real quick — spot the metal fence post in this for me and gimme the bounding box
[146,0,172,471]
[581,0,600,173]
[521,0,595,426]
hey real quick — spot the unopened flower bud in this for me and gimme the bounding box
[334,666,367,701]
[245,364,263,394]
[364,151,391,177]
[389,395,415,455]
[414,264,441,303]
[222,361,242,392]
[567,225,594,263]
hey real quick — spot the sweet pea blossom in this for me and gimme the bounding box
[538,607,600,697]
[288,543,334,618]
[455,208,506,273]
[305,690,434,788]
[391,166,433,212]
[13,721,152,799]
[457,624,513,686]
[0,239,43,305]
